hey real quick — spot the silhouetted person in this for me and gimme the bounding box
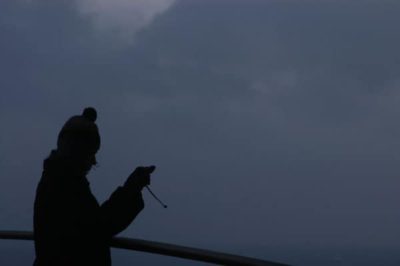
[33,107,154,266]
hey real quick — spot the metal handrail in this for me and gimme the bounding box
[0,230,290,266]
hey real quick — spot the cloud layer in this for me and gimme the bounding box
[77,0,175,42]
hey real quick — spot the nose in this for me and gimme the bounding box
[91,155,97,166]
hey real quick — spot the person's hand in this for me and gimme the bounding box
[124,166,156,190]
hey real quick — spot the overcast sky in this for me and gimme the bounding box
[1,0,400,265]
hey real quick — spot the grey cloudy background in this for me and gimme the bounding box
[1,0,400,265]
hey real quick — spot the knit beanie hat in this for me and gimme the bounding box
[57,107,101,156]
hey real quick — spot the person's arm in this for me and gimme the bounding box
[99,167,152,237]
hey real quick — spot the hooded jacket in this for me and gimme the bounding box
[33,151,144,266]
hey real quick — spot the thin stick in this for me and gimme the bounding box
[146,186,168,208]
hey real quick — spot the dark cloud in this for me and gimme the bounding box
[1,1,400,265]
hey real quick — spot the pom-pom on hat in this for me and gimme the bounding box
[82,107,97,122]
[57,107,101,156]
